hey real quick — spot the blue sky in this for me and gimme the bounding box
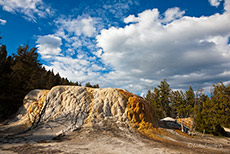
[0,0,230,95]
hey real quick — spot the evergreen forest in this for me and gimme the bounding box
[145,79,230,136]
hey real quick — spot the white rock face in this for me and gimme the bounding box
[0,86,133,138]
[40,86,129,129]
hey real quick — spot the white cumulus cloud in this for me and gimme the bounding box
[35,1,230,94]
[36,35,62,59]
[96,8,230,92]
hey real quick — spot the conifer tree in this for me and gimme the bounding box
[211,82,230,128]
[158,79,171,117]
[11,45,41,91]
[0,45,14,119]
[153,88,163,119]
[185,86,195,117]
[170,90,186,118]
[85,82,100,88]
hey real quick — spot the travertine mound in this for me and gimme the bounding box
[2,86,230,154]
[0,86,160,140]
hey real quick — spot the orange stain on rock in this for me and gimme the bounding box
[119,90,168,141]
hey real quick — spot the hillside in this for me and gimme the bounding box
[0,86,229,154]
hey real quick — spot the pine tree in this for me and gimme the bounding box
[11,45,41,92]
[158,79,171,117]
[61,78,70,85]
[92,84,99,88]
[211,82,230,128]
[185,86,195,117]
[195,82,229,136]
[85,82,99,88]
[145,90,152,102]
[0,45,14,119]
[194,88,208,132]
[170,90,186,118]
[200,97,213,132]
[85,82,93,87]
[145,88,164,119]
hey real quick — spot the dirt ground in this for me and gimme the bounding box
[0,125,230,154]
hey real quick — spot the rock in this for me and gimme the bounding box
[0,86,160,141]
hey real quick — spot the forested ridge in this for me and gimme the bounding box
[145,79,230,136]
[0,42,99,121]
